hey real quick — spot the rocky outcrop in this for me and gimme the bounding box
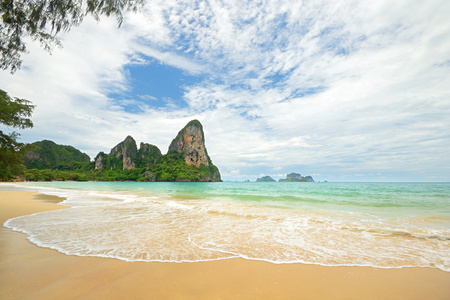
[94,152,108,170]
[168,120,210,168]
[23,120,221,182]
[92,120,221,181]
[279,172,314,182]
[138,143,161,167]
[256,175,276,182]
[94,136,138,170]
[285,173,302,181]
[303,176,314,182]
[144,171,156,181]
[168,120,221,181]
[111,136,137,170]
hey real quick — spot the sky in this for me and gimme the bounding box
[1,0,450,182]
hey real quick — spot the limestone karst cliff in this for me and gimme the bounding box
[94,152,107,170]
[91,120,221,182]
[23,120,221,182]
[94,137,161,171]
[168,120,210,168]
[110,135,137,170]
[94,136,138,170]
[167,120,221,181]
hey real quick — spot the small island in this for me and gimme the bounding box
[279,172,314,182]
[255,173,315,182]
[256,176,276,182]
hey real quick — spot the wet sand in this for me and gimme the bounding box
[1,190,449,299]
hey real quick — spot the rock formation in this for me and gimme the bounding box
[94,152,108,170]
[168,120,210,168]
[91,120,221,181]
[256,175,276,182]
[168,120,221,181]
[279,172,314,182]
[111,136,137,170]
[22,120,221,182]
[94,136,138,170]
[138,143,162,167]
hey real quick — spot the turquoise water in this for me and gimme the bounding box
[3,182,450,271]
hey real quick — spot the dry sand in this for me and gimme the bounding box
[1,189,449,299]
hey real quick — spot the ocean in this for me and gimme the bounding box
[3,182,450,271]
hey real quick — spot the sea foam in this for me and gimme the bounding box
[3,182,450,271]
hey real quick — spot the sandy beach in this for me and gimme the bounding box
[1,189,449,299]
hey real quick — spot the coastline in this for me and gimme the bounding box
[1,190,449,299]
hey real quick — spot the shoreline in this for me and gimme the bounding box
[1,190,449,299]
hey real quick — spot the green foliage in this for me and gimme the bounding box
[24,168,92,181]
[23,146,221,182]
[0,89,34,128]
[0,145,25,180]
[154,150,220,182]
[21,121,222,182]
[0,89,34,180]
[136,142,161,168]
[23,140,90,169]
[1,0,145,73]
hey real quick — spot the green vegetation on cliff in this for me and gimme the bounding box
[153,150,220,182]
[23,140,90,170]
[22,120,222,182]
[23,148,220,182]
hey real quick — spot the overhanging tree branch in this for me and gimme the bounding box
[0,0,144,73]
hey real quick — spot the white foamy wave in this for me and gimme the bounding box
[4,195,450,272]
[6,183,164,208]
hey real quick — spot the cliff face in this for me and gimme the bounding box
[168,120,210,168]
[168,120,221,182]
[94,136,138,170]
[110,136,137,170]
[94,152,108,170]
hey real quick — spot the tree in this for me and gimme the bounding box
[0,88,34,180]
[1,0,144,73]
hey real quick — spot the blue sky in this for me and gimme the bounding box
[116,60,201,111]
[1,0,450,182]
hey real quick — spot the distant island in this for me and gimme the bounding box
[256,173,315,182]
[256,176,276,182]
[279,172,314,182]
[22,120,221,182]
